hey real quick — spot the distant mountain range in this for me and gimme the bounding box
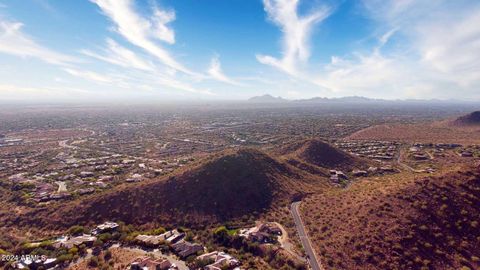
[247,94,470,104]
[298,96,377,103]
[247,94,288,103]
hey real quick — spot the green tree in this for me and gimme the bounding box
[68,225,87,236]
[213,226,230,245]
[57,253,73,263]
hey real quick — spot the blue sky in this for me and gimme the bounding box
[0,0,480,102]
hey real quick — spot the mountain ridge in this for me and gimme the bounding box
[248,94,287,103]
[247,95,473,104]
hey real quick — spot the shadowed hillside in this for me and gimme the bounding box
[275,139,370,171]
[454,111,480,126]
[15,148,318,229]
[159,148,303,216]
[302,165,480,270]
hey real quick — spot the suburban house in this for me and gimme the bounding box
[258,223,282,235]
[129,256,177,270]
[171,240,204,258]
[79,171,94,178]
[89,181,108,188]
[126,173,144,182]
[135,234,165,246]
[239,222,282,243]
[329,170,348,182]
[162,230,185,244]
[53,234,97,249]
[76,187,95,195]
[135,230,185,246]
[92,221,119,235]
[352,169,368,177]
[196,251,241,270]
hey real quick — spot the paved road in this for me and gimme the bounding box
[55,181,67,192]
[396,147,423,173]
[291,201,323,270]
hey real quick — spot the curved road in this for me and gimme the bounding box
[291,201,323,270]
[396,147,424,173]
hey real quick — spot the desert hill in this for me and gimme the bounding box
[159,148,306,216]
[17,148,320,229]
[348,117,480,144]
[296,140,365,170]
[302,165,480,270]
[275,139,370,171]
[453,111,480,126]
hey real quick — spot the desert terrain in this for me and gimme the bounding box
[0,103,479,270]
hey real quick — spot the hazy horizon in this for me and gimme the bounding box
[2,94,480,106]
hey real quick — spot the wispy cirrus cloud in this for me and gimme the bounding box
[0,1,243,99]
[90,0,194,75]
[64,68,114,83]
[155,76,214,96]
[315,49,409,96]
[81,38,155,72]
[254,0,480,100]
[315,0,480,99]
[257,0,331,76]
[0,20,78,66]
[89,0,236,93]
[207,55,242,86]
[415,6,480,87]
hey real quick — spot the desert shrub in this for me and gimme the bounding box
[148,227,166,235]
[68,247,78,255]
[104,250,112,261]
[98,233,112,242]
[57,253,73,263]
[213,226,229,245]
[68,225,87,236]
[88,256,99,267]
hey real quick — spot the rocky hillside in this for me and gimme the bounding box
[276,139,370,171]
[16,148,319,229]
[302,165,480,270]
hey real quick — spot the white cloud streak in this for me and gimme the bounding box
[257,0,331,76]
[0,21,78,66]
[207,55,242,86]
[81,38,155,71]
[313,0,480,99]
[91,0,195,75]
[315,51,408,95]
[416,7,480,87]
[64,68,114,83]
